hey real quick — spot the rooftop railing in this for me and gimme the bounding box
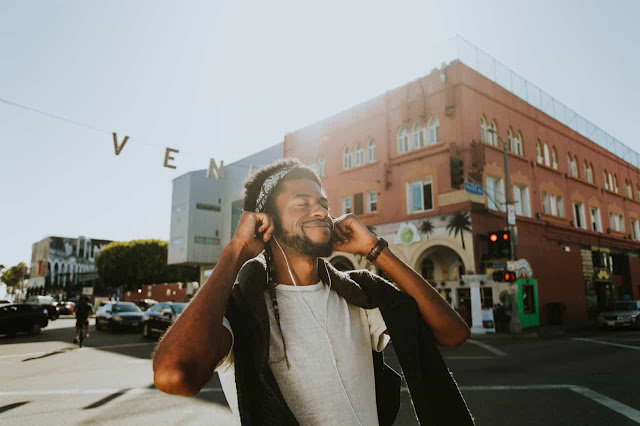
[428,36,639,169]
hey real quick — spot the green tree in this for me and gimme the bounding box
[419,219,435,239]
[1,262,27,293]
[446,212,471,250]
[96,239,199,290]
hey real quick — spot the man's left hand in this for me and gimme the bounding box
[331,214,378,257]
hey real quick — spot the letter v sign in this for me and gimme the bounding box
[112,132,130,155]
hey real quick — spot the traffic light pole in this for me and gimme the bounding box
[489,129,522,334]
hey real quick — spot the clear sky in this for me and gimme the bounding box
[1,0,639,269]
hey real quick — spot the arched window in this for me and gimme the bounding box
[543,143,550,167]
[354,143,363,166]
[552,147,558,170]
[507,128,514,152]
[536,140,543,164]
[480,116,489,143]
[367,139,376,162]
[614,174,619,193]
[412,123,424,149]
[397,128,408,154]
[342,147,351,170]
[420,258,435,282]
[489,120,498,146]
[509,129,522,156]
[317,156,325,177]
[604,170,610,190]
[584,161,593,183]
[427,116,440,144]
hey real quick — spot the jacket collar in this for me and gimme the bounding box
[234,253,376,368]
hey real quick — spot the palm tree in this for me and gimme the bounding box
[419,219,435,239]
[446,212,471,250]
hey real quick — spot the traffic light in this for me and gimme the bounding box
[487,230,511,259]
[492,269,516,282]
[450,157,464,189]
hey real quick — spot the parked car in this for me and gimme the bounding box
[134,299,158,311]
[142,302,187,339]
[596,300,640,329]
[0,303,49,336]
[95,302,145,332]
[25,295,59,320]
[56,300,76,315]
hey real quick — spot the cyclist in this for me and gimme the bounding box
[74,296,93,344]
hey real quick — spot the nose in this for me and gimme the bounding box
[310,202,329,220]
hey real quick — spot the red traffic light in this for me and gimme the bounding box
[502,233,509,241]
[490,233,498,242]
[504,272,511,281]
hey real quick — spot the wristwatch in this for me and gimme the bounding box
[366,238,388,264]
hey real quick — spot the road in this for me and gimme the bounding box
[1,318,639,425]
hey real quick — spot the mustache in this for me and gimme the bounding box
[302,219,334,230]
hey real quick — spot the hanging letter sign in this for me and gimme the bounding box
[112,132,130,155]
[164,148,179,169]
[207,158,225,179]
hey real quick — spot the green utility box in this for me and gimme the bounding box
[515,279,540,328]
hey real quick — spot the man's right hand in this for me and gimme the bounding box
[230,212,275,261]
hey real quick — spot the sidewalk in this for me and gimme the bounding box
[472,320,596,340]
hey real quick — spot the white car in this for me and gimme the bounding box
[597,300,640,329]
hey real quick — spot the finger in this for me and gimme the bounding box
[256,213,271,234]
[262,223,275,243]
[333,225,349,244]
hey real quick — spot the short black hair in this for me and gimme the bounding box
[242,158,321,216]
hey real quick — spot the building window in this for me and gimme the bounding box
[486,176,505,212]
[536,140,543,164]
[636,185,640,201]
[543,144,550,167]
[590,207,602,232]
[342,197,352,214]
[172,204,185,213]
[317,156,325,177]
[407,179,434,213]
[342,147,351,170]
[481,287,494,309]
[573,202,586,229]
[412,123,425,149]
[427,116,440,144]
[609,213,625,232]
[488,120,498,146]
[513,185,531,217]
[481,116,489,143]
[632,219,640,240]
[568,154,578,178]
[366,191,378,213]
[542,192,564,217]
[194,236,220,245]
[354,143,363,167]
[584,162,593,184]
[170,237,184,245]
[397,128,408,154]
[507,129,522,156]
[626,181,633,199]
[367,139,376,162]
[613,175,619,193]
[196,203,221,212]
[551,147,558,170]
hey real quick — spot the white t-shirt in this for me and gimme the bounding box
[215,281,390,426]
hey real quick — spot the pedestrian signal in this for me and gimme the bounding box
[487,230,511,259]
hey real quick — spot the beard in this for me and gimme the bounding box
[274,221,334,258]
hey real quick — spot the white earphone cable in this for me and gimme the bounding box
[272,236,364,426]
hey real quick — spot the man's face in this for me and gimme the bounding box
[271,178,334,258]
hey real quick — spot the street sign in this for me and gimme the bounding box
[507,204,516,225]
[82,287,94,295]
[464,182,484,196]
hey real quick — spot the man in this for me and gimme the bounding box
[153,159,474,425]
[74,296,93,344]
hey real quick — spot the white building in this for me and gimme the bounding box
[168,143,283,282]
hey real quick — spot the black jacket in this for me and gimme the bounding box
[225,254,475,426]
